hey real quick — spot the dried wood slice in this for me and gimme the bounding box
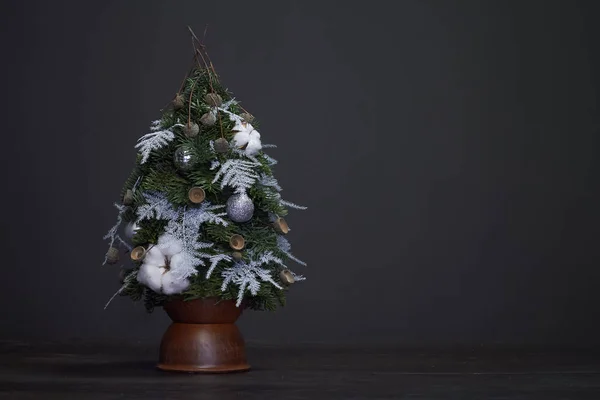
[279,269,295,285]
[229,234,245,250]
[273,217,289,234]
[130,246,146,262]
[188,187,206,204]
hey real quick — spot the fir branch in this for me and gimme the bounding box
[140,168,190,206]
[203,222,236,243]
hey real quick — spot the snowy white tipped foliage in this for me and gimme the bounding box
[258,174,282,192]
[280,198,308,210]
[277,236,307,266]
[221,251,284,307]
[257,174,307,211]
[262,154,278,166]
[210,159,221,170]
[136,191,179,221]
[102,203,131,265]
[212,159,259,194]
[135,120,185,164]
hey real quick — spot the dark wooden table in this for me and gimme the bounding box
[1,341,600,399]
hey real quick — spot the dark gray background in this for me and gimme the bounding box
[1,0,599,346]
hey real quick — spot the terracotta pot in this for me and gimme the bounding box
[157,297,250,373]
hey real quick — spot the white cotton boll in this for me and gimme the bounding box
[245,131,262,155]
[157,234,183,258]
[231,121,256,148]
[143,246,166,267]
[161,271,190,295]
[137,263,166,293]
[232,130,251,148]
[168,252,185,274]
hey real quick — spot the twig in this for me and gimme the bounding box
[188,77,199,125]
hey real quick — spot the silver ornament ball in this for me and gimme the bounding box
[173,146,197,172]
[124,221,141,239]
[226,192,255,223]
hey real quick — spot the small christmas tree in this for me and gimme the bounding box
[102,30,306,313]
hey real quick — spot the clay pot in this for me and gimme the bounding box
[157,297,250,373]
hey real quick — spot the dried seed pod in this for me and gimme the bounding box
[123,189,134,206]
[229,234,245,250]
[172,94,184,110]
[184,122,200,138]
[188,187,206,204]
[240,112,254,123]
[130,246,146,262]
[279,269,295,285]
[232,251,243,261]
[106,247,119,264]
[213,137,230,154]
[273,217,290,234]
[204,93,223,107]
[200,112,216,126]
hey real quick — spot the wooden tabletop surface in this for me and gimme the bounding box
[1,342,600,399]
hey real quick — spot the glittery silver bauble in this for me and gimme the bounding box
[173,146,197,171]
[124,221,141,239]
[226,192,254,223]
[183,122,200,138]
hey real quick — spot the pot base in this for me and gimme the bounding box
[157,321,250,373]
